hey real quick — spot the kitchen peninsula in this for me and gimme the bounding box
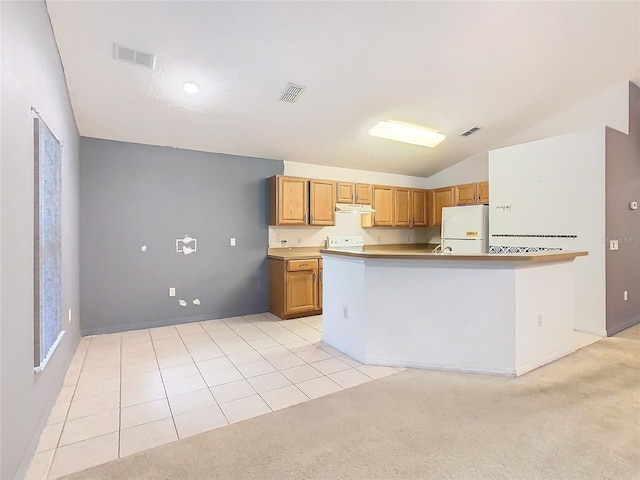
[320,249,587,376]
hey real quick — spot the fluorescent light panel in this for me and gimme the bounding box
[369,121,445,148]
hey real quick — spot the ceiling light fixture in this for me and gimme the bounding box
[369,121,446,148]
[183,82,199,94]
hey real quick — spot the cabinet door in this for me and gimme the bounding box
[277,176,308,225]
[285,270,318,315]
[394,187,411,226]
[411,189,428,226]
[478,181,489,204]
[309,179,336,225]
[317,268,323,310]
[454,183,478,205]
[431,187,454,226]
[371,185,394,226]
[354,183,372,204]
[336,182,355,203]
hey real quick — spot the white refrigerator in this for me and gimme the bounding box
[441,205,489,254]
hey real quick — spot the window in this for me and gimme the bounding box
[34,117,64,370]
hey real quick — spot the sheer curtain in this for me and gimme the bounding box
[34,117,63,369]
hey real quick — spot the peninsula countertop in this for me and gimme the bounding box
[320,249,588,263]
[267,244,438,260]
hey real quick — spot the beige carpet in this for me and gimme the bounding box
[66,326,640,480]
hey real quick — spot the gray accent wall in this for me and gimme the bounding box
[605,82,640,335]
[1,1,81,478]
[79,138,283,335]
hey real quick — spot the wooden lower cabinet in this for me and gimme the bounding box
[285,270,317,314]
[269,258,322,319]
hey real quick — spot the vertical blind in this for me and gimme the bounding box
[34,117,62,368]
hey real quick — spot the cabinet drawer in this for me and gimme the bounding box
[287,259,318,271]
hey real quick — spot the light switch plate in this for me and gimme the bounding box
[609,240,619,251]
[230,238,236,247]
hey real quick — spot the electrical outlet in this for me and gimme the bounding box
[343,306,349,319]
[537,314,543,327]
[230,237,236,247]
[169,287,176,297]
[610,240,619,251]
[68,308,72,323]
[624,290,628,301]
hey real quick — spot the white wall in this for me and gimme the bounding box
[269,162,433,247]
[425,81,631,188]
[1,2,81,478]
[489,128,607,335]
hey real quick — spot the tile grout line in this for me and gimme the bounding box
[175,322,233,429]
[39,316,378,480]
[45,335,93,480]
[148,327,180,446]
[117,330,135,458]
[237,316,336,404]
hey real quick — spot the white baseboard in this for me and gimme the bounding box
[515,345,575,376]
[362,355,517,377]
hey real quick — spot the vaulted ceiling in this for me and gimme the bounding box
[47,1,640,177]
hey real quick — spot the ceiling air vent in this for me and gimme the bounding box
[113,43,156,69]
[279,83,306,103]
[461,126,481,137]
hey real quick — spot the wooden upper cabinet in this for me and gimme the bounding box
[336,182,372,204]
[411,189,429,227]
[309,179,336,226]
[478,181,489,204]
[269,175,309,225]
[354,183,372,204]
[394,187,411,227]
[336,182,355,203]
[454,183,478,205]
[430,187,454,227]
[371,185,394,226]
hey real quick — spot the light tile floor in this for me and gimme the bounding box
[25,313,399,479]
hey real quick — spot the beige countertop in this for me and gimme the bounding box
[319,249,588,263]
[267,244,438,260]
[267,247,322,260]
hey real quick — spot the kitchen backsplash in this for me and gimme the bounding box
[268,213,435,247]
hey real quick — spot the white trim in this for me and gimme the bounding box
[34,330,65,373]
[515,345,575,376]
[362,355,517,377]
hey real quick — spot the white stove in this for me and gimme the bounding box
[326,235,364,252]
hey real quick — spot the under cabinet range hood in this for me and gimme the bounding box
[335,203,376,214]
